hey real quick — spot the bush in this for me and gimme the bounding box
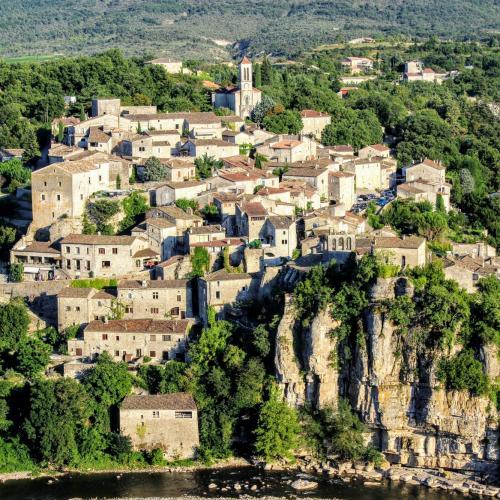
[71,278,117,289]
[143,157,167,182]
[437,349,489,396]
[147,447,165,465]
[8,262,23,282]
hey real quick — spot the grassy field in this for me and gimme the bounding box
[2,54,62,64]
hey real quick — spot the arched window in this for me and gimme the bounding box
[331,238,336,250]
[346,237,352,250]
[338,237,344,250]
[245,95,250,105]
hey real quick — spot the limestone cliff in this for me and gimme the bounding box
[274,277,499,473]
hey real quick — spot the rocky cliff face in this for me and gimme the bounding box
[274,277,499,473]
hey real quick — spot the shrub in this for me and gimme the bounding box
[8,262,23,282]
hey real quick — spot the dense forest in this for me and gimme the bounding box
[0,0,499,59]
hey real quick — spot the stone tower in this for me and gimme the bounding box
[238,56,253,119]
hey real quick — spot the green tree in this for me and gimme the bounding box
[0,300,29,350]
[190,246,210,277]
[254,63,262,88]
[254,383,300,462]
[194,154,222,179]
[57,122,64,143]
[8,262,23,282]
[254,153,268,169]
[119,191,149,232]
[16,336,51,379]
[261,57,274,86]
[143,156,167,182]
[23,378,92,466]
[175,198,198,212]
[262,110,303,134]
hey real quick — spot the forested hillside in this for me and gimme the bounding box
[0,0,499,59]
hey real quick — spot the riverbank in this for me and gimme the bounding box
[1,457,499,497]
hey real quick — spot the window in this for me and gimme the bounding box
[56,194,61,201]
[41,194,45,201]
[128,292,133,299]
[150,350,156,358]
[114,350,119,357]
[170,307,179,316]
[44,181,47,187]
[216,291,221,299]
[66,259,71,269]
[473,273,479,281]
[85,261,90,270]
[136,259,141,267]
[150,335,156,341]
[151,307,159,314]
[76,246,80,254]
[152,292,159,300]
[112,248,118,254]
[76,306,80,312]
[116,335,120,341]
[152,411,160,418]
[139,147,145,152]
[102,334,108,340]
[66,306,71,312]
[175,411,192,419]
[102,261,111,268]
[177,294,182,302]
[66,246,70,253]
[162,334,171,342]
[98,176,102,181]
[401,256,406,268]
[98,248,105,255]
[125,306,133,313]
[282,239,287,244]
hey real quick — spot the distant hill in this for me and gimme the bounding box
[0,0,499,60]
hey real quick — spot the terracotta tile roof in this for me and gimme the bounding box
[271,140,302,149]
[300,109,330,118]
[241,56,251,64]
[33,159,106,176]
[188,139,236,147]
[191,238,244,248]
[121,393,197,411]
[221,115,244,123]
[423,68,435,73]
[58,287,94,298]
[203,268,251,282]
[189,225,224,235]
[126,112,220,124]
[133,248,160,258]
[367,143,390,151]
[119,279,188,289]
[162,180,206,189]
[145,129,180,136]
[218,170,262,182]
[269,216,294,229]
[357,236,425,250]
[93,290,116,300]
[61,234,136,246]
[145,218,176,229]
[283,166,327,178]
[15,241,60,254]
[88,127,111,143]
[162,158,195,170]
[398,183,425,194]
[329,171,355,178]
[222,155,255,169]
[86,318,191,334]
[417,158,446,171]
[213,192,243,202]
[331,145,354,153]
[202,80,221,90]
[240,201,267,216]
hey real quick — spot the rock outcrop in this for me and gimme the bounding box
[274,277,500,473]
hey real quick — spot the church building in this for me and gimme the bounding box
[212,57,262,120]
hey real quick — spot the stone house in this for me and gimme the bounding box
[68,318,191,362]
[300,110,331,139]
[198,269,254,325]
[356,236,427,268]
[443,256,499,293]
[282,166,329,200]
[217,169,278,194]
[162,158,196,181]
[358,144,391,159]
[117,279,193,319]
[328,171,355,208]
[143,217,177,260]
[31,160,110,229]
[154,180,207,206]
[261,216,297,258]
[405,158,446,184]
[343,157,383,191]
[221,115,246,131]
[451,242,497,259]
[222,155,255,170]
[60,234,155,279]
[330,145,354,157]
[84,127,113,153]
[65,114,120,146]
[397,179,451,211]
[341,57,373,74]
[57,287,115,331]
[189,238,245,269]
[146,58,189,74]
[235,201,268,241]
[212,57,262,119]
[119,393,199,459]
[10,240,61,281]
[186,225,226,248]
[222,129,254,145]
[279,180,321,211]
[180,139,240,159]
[256,137,317,163]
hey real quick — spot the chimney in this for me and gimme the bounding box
[141,280,147,288]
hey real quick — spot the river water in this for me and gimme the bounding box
[0,467,466,499]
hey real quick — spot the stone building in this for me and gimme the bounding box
[198,269,253,325]
[356,236,427,268]
[31,160,110,228]
[57,287,115,331]
[282,165,329,200]
[300,110,331,139]
[212,57,262,119]
[68,318,191,362]
[341,57,373,74]
[443,255,499,293]
[162,158,196,182]
[235,201,268,241]
[179,139,240,159]
[60,234,156,278]
[343,157,383,191]
[10,239,61,281]
[261,216,297,258]
[117,279,193,319]
[154,180,207,206]
[358,144,391,159]
[256,136,317,163]
[329,171,355,208]
[119,393,199,459]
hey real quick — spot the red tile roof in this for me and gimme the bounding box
[121,393,197,410]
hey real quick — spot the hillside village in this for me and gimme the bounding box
[0,51,499,473]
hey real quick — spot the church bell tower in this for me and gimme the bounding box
[238,56,253,118]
